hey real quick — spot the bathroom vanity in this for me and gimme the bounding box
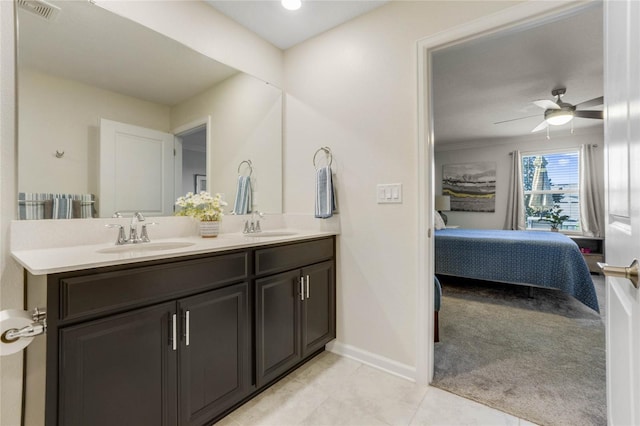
[13,229,336,426]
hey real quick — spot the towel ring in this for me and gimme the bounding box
[237,160,253,177]
[313,147,333,169]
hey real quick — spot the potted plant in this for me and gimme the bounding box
[538,205,570,232]
[175,191,227,237]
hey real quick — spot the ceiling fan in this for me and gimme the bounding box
[496,88,604,133]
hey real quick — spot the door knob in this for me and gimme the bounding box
[597,259,639,288]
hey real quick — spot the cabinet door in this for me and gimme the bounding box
[255,270,302,386]
[301,261,336,357]
[59,302,177,426]
[178,283,250,426]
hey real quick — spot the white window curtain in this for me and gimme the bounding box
[579,144,603,237]
[504,150,526,230]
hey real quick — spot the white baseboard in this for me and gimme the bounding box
[326,340,417,383]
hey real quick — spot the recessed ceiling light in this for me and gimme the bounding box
[281,0,301,11]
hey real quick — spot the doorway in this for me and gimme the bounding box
[418,6,604,417]
[177,125,207,196]
[416,0,605,415]
[173,117,211,204]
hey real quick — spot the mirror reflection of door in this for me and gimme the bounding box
[99,118,174,217]
[176,125,207,197]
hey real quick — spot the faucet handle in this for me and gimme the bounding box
[106,224,127,245]
[112,211,123,218]
[140,222,157,243]
[254,211,264,233]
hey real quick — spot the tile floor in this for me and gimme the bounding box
[217,351,538,426]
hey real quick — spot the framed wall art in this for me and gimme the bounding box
[442,162,496,212]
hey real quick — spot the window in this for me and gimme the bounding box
[522,150,580,232]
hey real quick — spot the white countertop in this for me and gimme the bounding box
[12,230,337,275]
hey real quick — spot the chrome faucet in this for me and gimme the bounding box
[243,211,264,234]
[106,223,128,245]
[129,212,145,243]
[106,212,156,245]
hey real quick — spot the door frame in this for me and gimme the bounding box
[415,1,597,384]
[173,116,212,200]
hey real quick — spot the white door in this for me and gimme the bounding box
[603,1,640,424]
[99,119,175,217]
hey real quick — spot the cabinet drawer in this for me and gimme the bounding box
[60,252,248,322]
[255,238,334,276]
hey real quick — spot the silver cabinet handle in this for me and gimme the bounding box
[598,259,639,288]
[171,313,177,351]
[306,275,310,299]
[300,277,305,301]
[185,310,190,346]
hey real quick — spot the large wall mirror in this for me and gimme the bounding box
[17,0,282,219]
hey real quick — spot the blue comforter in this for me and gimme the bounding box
[435,229,598,312]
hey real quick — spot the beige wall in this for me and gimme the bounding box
[284,1,520,369]
[19,69,171,195]
[435,129,605,229]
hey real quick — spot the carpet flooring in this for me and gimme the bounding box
[432,275,606,426]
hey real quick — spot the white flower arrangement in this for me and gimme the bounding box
[175,191,227,222]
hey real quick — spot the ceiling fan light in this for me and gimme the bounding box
[546,111,574,126]
[281,0,301,11]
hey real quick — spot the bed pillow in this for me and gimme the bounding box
[434,210,446,230]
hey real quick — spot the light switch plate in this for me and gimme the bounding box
[377,183,402,204]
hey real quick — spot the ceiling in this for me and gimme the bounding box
[205,0,389,49]
[432,4,604,145]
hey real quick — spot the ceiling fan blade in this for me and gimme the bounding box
[533,99,561,110]
[574,110,604,119]
[531,120,548,133]
[575,96,604,109]
[493,114,541,125]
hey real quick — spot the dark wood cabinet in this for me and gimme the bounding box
[58,283,251,426]
[255,241,336,387]
[301,261,335,357]
[46,237,335,426]
[59,301,178,426]
[178,283,250,426]
[255,270,303,385]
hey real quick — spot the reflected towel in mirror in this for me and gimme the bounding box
[232,176,252,215]
[18,193,96,220]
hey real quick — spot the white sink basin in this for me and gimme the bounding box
[243,231,298,238]
[97,241,195,254]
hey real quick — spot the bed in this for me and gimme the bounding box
[434,229,599,312]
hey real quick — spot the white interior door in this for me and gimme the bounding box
[99,119,174,217]
[603,1,640,424]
